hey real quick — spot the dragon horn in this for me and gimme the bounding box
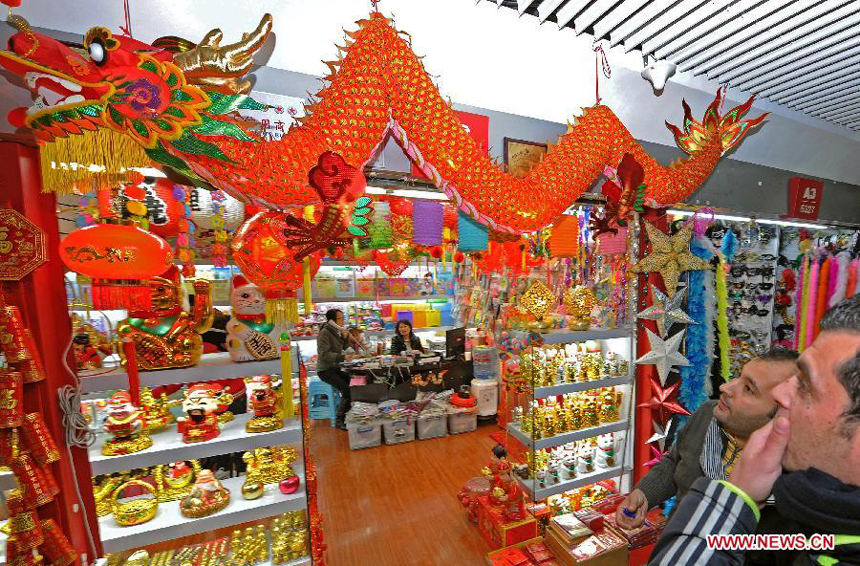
[173,13,273,94]
[7,15,31,32]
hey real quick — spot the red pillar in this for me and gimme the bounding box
[0,141,101,561]
[632,211,668,484]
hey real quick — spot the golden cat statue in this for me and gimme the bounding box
[117,266,214,370]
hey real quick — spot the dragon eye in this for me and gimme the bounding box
[88,41,105,65]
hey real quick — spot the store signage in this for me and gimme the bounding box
[0,209,47,280]
[787,177,824,220]
[410,109,489,179]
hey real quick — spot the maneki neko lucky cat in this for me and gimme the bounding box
[177,383,232,443]
[226,275,283,362]
[117,266,214,370]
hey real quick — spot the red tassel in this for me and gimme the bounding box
[91,283,153,311]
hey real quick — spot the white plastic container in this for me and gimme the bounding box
[417,414,447,440]
[448,409,478,434]
[382,418,416,445]
[346,418,382,450]
[471,378,499,417]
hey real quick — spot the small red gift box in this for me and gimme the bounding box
[476,495,538,550]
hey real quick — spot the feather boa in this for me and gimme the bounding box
[680,236,715,414]
[715,257,731,382]
[805,257,820,350]
[849,259,859,298]
[797,256,809,352]
[720,229,739,263]
[830,251,851,307]
[827,256,838,306]
[703,271,716,396]
[814,257,831,338]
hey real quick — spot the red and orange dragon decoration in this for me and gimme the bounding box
[0,11,766,235]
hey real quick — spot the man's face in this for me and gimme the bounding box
[713,358,796,438]
[772,331,860,480]
[334,311,344,325]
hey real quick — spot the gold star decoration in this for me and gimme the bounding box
[630,221,711,298]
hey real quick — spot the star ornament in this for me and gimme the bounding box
[645,445,669,468]
[638,284,696,337]
[630,221,711,298]
[638,377,691,425]
[636,328,690,386]
[646,418,672,451]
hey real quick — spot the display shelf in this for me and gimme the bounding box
[312,294,450,303]
[532,375,632,400]
[540,328,632,344]
[506,419,629,450]
[89,414,302,476]
[79,352,283,394]
[280,558,311,566]
[516,465,630,500]
[99,462,306,554]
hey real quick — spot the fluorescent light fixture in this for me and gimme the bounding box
[667,209,829,230]
[365,185,449,201]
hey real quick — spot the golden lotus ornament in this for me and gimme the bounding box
[564,286,597,331]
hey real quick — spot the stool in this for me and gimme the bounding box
[308,378,335,421]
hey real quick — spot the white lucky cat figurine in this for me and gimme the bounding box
[226,275,282,362]
[576,443,595,475]
[595,433,616,469]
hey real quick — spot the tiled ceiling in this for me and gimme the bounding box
[485,0,860,131]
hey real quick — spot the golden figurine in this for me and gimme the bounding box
[155,460,202,502]
[240,453,265,500]
[563,286,596,331]
[93,475,127,517]
[600,389,622,423]
[244,375,284,433]
[139,387,179,433]
[116,266,214,370]
[583,398,600,428]
[243,446,298,485]
[102,391,153,456]
[179,470,230,518]
[568,403,583,431]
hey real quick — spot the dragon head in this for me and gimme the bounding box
[0,14,272,188]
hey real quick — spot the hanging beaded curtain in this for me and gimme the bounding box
[412,200,443,245]
[457,211,488,252]
[550,214,579,258]
[368,201,393,249]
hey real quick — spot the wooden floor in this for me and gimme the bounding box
[310,420,498,566]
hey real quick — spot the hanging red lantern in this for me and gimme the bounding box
[454,252,465,264]
[429,246,444,260]
[443,204,457,230]
[389,196,412,216]
[119,178,185,238]
[232,212,321,323]
[59,223,173,310]
[550,214,579,258]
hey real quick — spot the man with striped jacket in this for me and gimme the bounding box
[650,295,860,565]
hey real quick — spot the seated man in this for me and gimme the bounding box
[618,347,799,530]
[650,295,860,565]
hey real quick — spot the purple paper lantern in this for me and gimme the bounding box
[411,200,443,245]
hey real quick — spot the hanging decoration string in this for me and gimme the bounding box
[210,190,229,268]
[121,0,133,37]
[593,43,611,105]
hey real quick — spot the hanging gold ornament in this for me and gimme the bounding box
[629,221,711,298]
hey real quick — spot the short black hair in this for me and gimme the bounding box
[758,346,799,363]
[820,295,860,429]
[325,309,342,322]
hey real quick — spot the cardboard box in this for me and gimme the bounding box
[477,495,539,550]
[545,526,628,566]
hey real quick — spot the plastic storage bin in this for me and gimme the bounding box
[382,418,416,445]
[417,414,447,440]
[346,418,382,450]
[448,409,478,434]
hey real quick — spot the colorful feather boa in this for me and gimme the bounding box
[680,236,715,413]
[715,257,731,382]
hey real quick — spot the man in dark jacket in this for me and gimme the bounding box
[618,348,799,524]
[650,295,860,565]
[317,309,354,430]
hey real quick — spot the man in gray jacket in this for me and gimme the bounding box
[617,347,799,529]
[317,309,355,430]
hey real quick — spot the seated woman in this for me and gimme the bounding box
[346,327,371,356]
[389,319,425,355]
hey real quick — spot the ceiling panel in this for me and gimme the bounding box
[486,0,860,131]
